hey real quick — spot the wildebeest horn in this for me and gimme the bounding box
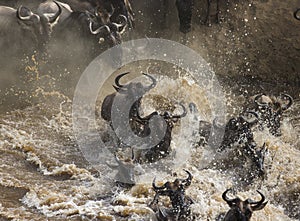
[112,85,126,93]
[222,189,235,204]
[89,21,110,35]
[142,73,157,91]
[250,190,268,211]
[136,111,159,123]
[294,8,300,20]
[114,153,121,164]
[152,177,166,190]
[280,93,293,110]
[131,148,135,160]
[183,169,192,185]
[171,103,187,119]
[241,111,259,124]
[254,93,268,107]
[48,1,62,23]
[108,5,115,18]
[115,72,130,88]
[112,14,127,32]
[94,6,100,17]
[17,6,33,21]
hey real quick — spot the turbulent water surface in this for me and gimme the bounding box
[0,64,300,220]
[1,0,300,220]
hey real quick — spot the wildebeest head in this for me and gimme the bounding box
[138,103,187,162]
[175,0,194,33]
[215,111,258,152]
[101,72,157,122]
[222,189,268,221]
[254,93,293,136]
[88,12,127,47]
[151,170,193,220]
[16,2,62,49]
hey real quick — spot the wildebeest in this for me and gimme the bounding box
[57,0,134,28]
[37,0,72,24]
[222,189,268,221]
[150,170,194,220]
[47,4,128,74]
[135,104,187,163]
[216,112,259,152]
[0,4,61,58]
[252,93,293,136]
[175,0,194,33]
[101,0,134,29]
[101,72,157,123]
[174,0,222,33]
[213,112,267,181]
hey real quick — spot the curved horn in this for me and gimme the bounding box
[294,8,300,20]
[136,111,159,123]
[241,111,259,124]
[183,169,192,185]
[48,1,62,23]
[222,189,235,204]
[94,6,100,17]
[17,6,32,21]
[115,72,130,88]
[114,153,121,164]
[280,93,293,110]
[254,93,268,107]
[171,103,187,119]
[142,73,157,91]
[131,148,135,160]
[250,190,268,211]
[152,177,166,190]
[112,14,128,31]
[89,21,110,35]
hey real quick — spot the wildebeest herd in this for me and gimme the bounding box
[0,0,223,70]
[0,0,133,70]
[100,73,292,220]
[0,0,296,220]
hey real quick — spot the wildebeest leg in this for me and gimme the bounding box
[176,0,194,33]
[205,0,212,26]
[162,0,169,28]
[216,0,220,23]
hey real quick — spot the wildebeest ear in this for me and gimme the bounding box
[252,201,268,211]
[17,6,33,21]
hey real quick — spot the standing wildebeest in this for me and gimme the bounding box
[57,0,134,28]
[0,4,61,58]
[0,3,61,111]
[252,93,293,136]
[37,0,72,24]
[174,0,223,33]
[175,0,194,33]
[48,4,127,72]
[97,0,134,29]
[222,189,268,221]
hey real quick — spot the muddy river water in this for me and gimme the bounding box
[0,0,300,220]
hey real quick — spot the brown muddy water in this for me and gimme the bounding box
[0,0,300,221]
